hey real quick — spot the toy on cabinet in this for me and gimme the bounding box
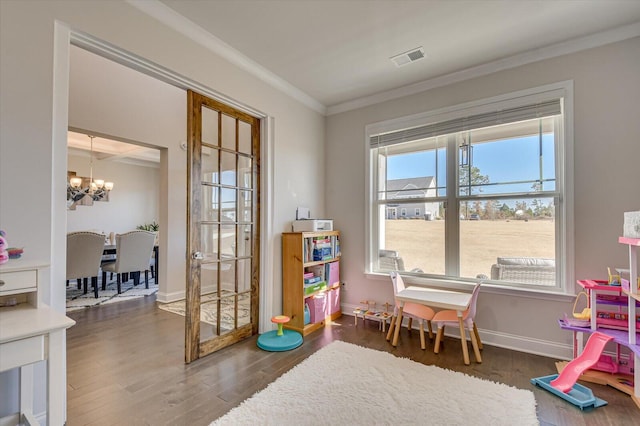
[0,230,23,262]
[0,231,8,265]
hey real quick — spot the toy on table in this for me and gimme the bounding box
[574,279,640,332]
[362,299,377,315]
[353,299,392,332]
[607,267,621,286]
[558,277,638,406]
[616,267,640,290]
[0,231,8,265]
[256,315,303,352]
[572,291,591,320]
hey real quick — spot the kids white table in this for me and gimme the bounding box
[392,286,481,365]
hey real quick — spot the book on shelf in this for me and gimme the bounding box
[304,276,322,285]
[312,237,332,261]
[325,261,340,288]
[306,264,325,279]
[301,234,340,263]
[331,235,340,258]
[304,281,327,295]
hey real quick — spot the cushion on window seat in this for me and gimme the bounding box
[490,257,556,286]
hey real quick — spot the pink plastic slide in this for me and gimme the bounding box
[550,332,613,393]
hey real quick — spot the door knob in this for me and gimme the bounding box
[192,252,204,260]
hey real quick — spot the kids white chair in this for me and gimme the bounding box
[386,271,435,349]
[432,281,483,363]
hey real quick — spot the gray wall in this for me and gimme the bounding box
[67,153,160,235]
[0,1,325,419]
[326,36,640,356]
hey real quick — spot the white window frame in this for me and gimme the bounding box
[364,81,574,295]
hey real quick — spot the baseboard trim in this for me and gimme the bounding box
[156,291,185,303]
[0,414,19,426]
[341,303,573,360]
[156,289,184,303]
[458,328,572,361]
[156,284,233,304]
[0,412,46,426]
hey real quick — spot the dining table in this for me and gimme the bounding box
[392,285,482,365]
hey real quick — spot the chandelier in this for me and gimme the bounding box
[67,135,114,207]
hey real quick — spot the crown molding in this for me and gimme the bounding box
[126,0,638,118]
[327,22,640,116]
[126,0,326,115]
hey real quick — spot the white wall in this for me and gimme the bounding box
[68,44,185,301]
[326,37,640,357]
[67,153,160,234]
[0,1,325,420]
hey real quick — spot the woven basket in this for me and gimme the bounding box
[572,291,591,320]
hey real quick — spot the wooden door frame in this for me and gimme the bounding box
[54,29,275,364]
[186,90,262,362]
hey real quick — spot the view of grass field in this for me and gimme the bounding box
[384,219,555,278]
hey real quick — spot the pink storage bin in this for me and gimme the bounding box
[326,287,340,316]
[306,294,327,324]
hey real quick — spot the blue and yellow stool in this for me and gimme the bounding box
[257,315,303,351]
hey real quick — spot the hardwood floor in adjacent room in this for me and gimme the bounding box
[66,296,637,425]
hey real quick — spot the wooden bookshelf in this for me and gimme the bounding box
[282,231,341,336]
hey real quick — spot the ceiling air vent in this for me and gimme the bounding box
[390,47,426,67]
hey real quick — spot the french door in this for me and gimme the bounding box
[185,90,260,363]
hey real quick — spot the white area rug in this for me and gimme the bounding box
[212,340,539,426]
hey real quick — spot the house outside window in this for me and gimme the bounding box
[366,82,573,293]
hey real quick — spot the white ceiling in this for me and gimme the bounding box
[67,131,160,165]
[71,1,640,161]
[156,0,640,112]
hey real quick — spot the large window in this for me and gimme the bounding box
[367,84,572,292]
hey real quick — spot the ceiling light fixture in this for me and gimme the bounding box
[67,135,114,207]
[390,46,426,67]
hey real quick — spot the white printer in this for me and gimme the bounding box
[291,219,333,232]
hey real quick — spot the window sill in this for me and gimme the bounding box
[366,272,576,302]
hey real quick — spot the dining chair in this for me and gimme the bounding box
[66,231,106,298]
[385,271,435,350]
[432,281,483,361]
[101,230,156,294]
[148,246,156,280]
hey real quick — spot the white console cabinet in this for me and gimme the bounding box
[0,258,75,426]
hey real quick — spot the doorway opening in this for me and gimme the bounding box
[65,130,162,312]
[57,29,274,363]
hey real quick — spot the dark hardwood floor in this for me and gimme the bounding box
[66,296,637,425]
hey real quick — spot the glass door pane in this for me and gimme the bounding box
[186,90,260,362]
